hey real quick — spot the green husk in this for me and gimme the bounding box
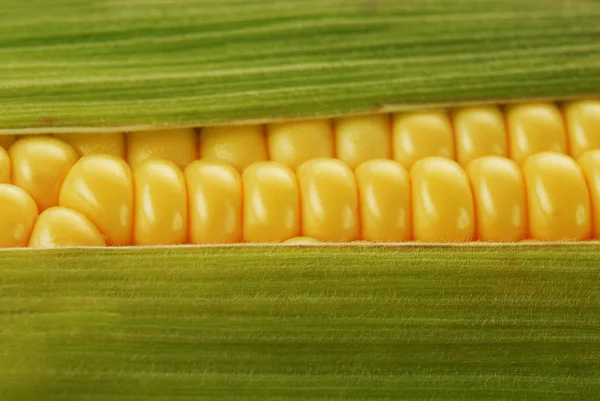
[2,0,600,399]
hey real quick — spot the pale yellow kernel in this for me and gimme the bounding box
[9,136,79,211]
[411,157,474,242]
[242,161,300,243]
[0,147,10,184]
[59,155,134,246]
[127,128,198,169]
[282,236,321,244]
[28,206,106,248]
[392,111,454,169]
[185,161,242,244]
[267,120,334,171]
[133,160,188,246]
[54,132,126,158]
[334,114,391,169]
[452,106,507,166]
[506,103,567,165]
[199,125,268,171]
[466,156,527,242]
[355,159,411,242]
[297,158,358,242]
[523,152,590,241]
[564,100,600,159]
[0,184,39,248]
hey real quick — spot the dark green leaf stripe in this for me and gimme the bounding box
[2,245,600,399]
[0,0,599,131]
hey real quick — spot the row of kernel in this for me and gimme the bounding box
[2,148,600,248]
[0,100,598,174]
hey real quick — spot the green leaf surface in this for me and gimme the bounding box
[1,0,599,132]
[2,245,600,399]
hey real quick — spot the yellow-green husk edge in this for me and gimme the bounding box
[2,0,600,399]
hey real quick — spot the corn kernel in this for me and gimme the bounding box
[267,119,334,170]
[283,236,321,244]
[392,111,454,169]
[334,115,391,170]
[185,161,242,244]
[297,158,358,242]
[452,106,507,166]
[577,149,600,238]
[59,155,134,246]
[0,147,10,184]
[242,162,300,243]
[28,206,106,248]
[506,103,567,165]
[0,135,16,150]
[355,159,411,242]
[199,125,268,171]
[127,128,197,169]
[0,184,38,248]
[564,100,600,159]
[9,136,79,211]
[523,152,590,241]
[411,157,475,242]
[133,160,188,246]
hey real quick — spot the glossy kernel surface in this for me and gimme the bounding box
[466,156,527,241]
[507,103,567,165]
[0,147,10,183]
[335,115,391,170]
[185,161,242,244]
[59,155,134,246]
[355,159,411,242]
[564,100,600,159]
[411,157,475,242]
[267,120,334,170]
[243,162,300,242]
[9,136,79,211]
[577,150,600,238]
[297,158,358,242]
[127,128,198,169]
[453,106,507,166]
[134,160,188,246]
[0,184,39,247]
[392,111,454,169]
[28,206,106,248]
[200,125,268,171]
[55,133,126,158]
[523,152,591,241]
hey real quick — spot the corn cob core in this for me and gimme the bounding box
[0,100,598,248]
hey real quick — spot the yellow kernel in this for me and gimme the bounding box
[411,157,474,242]
[267,119,334,170]
[133,160,188,246]
[0,147,10,184]
[28,206,106,248]
[9,136,79,211]
[577,150,600,238]
[392,111,454,169]
[54,132,126,158]
[452,106,507,166]
[355,159,411,242]
[0,135,16,150]
[564,100,600,159]
[523,152,591,241]
[506,103,567,165]
[59,155,134,246]
[334,114,391,170]
[297,158,358,242]
[466,156,527,242]
[199,125,268,171]
[127,128,198,169]
[282,236,321,244]
[0,184,39,248]
[242,161,300,243]
[185,161,242,244]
